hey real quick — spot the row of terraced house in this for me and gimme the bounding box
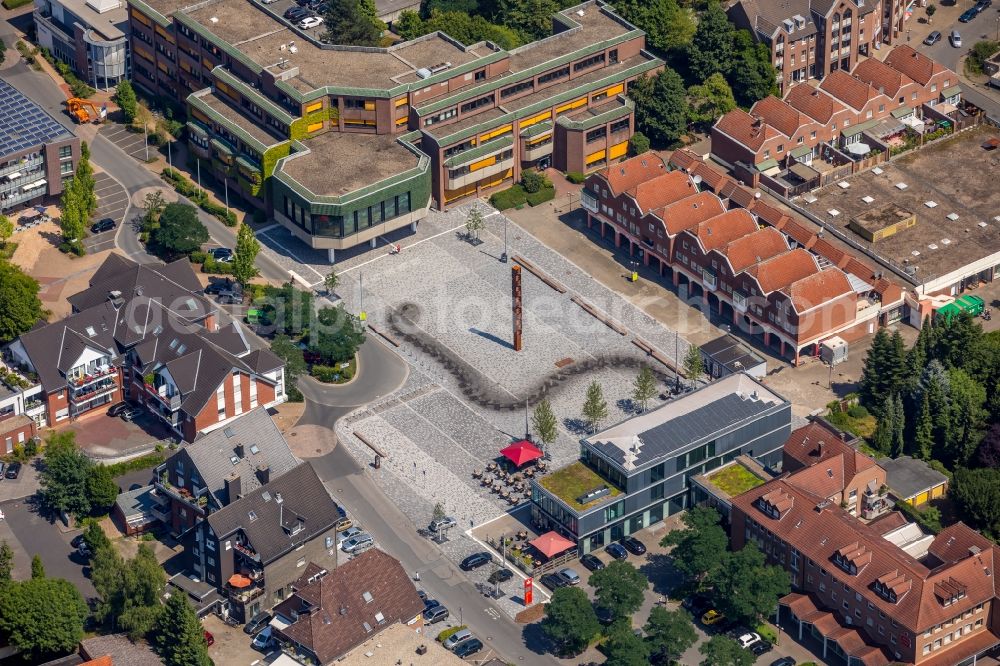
[123,0,661,262]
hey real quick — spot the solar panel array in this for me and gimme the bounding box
[0,78,73,159]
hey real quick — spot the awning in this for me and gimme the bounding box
[22,179,46,191]
[870,118,905,138]
[890,105,913,119]
[269,614,293,630]
[4,171,21,180]
[942,85,962,98]
[788,162,818,182]
[846,143,871,156]
[500,440,543,467]
[529,531,576,558]
[789,145,812,158]
[846,273,873,293]
[227,574,252,588]
[755,158,778,172]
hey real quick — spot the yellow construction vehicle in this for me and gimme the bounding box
[66,98,102,124]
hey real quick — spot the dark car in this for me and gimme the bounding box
[203,279,235,295]
[5,462,21,479]
[453,638,483,658]
[769,659,795,666]
[71,534,86,549]
[540,573,570,590]
[460,552,492,571]
[580,553,605,571]
[423,605,449,624]
[620,536,646,555]
[423,598,440,611]
[923,30,941,45]
[336,504,347,518]
[243,611,272,635]
[682,594,713,617]
[284,6,309,19]
[978,0,993,9]
[959,7,977,21]
[750,641,773,657]
[488,568,514,584]
[605,543,628,560]
[107,401,130,417]
[210,247,234,262]
[90,218,115,234]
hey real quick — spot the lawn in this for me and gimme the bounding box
[706,463,765,497]
[538,461,621,511]
[825,409,877,438]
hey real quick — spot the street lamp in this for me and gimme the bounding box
[196,159,202,189]
[224,178,229,214]
[143,124,149,161]
[500,214,508,263]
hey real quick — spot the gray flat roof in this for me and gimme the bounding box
[198,90,285,147]
[701,334,766,373]
[0,79,74,159]
[878,456,948,499]
[278,132,419,196]
[501,55,652,112]
[587,373,787,469]
[54,0,127,40]
[507,4,631,73]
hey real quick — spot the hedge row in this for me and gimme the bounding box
[161,167,237,226]
[189,251,233,275]
[310,361,356,383]
[105,452,166,478]
[489,184,527,211]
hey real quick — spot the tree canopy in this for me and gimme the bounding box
[612,0,694,53]
[589,561,649,621]
[629,68,687,148]
[699,634,754,666]
[687,72,736,129]
[644,606,697,663]
[532,397,558,446]
[114,80,138,124]
[0,577,88,659]
[602,623,651,666]
[709,543,790,625]
[232,223,261,288]
[632,365,657,412]
[582,380,609,433]
[153,590,211,666]
[541,586,600,655]
[270,335,306,402]
[38,431,93,518]
[660,505,728,579]
[952,467,1000,536]
[686,1,732,81]
[151,203,208,260]
[309,305,366,365]
[322,0,383,45]
[0,261,44,344]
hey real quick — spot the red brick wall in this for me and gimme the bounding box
[0,420,36,455]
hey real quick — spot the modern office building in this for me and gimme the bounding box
[34,0,129,90]
[124,0,661,261]
[530,373,791,553]
[0,78,79,214]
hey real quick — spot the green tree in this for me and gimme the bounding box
[589,560,649,620]
[709,543,790,626]
[660,505,727,579]
[0,261,45,343]
[683,343,704,387]
[859,328,906,414]
[890,392,905,457]
[38,431,93,518]
[686,1,733,81]
[540,586,600,655]
[394,9,425,39]
[91,543,126,626]
[920,360,952,459]
[324,269,339,295]
[322,0,382,46]
[582,380,609,433]
[30,555,45,580]
[946,367,987,465]
[531,397,558,448]
[498,0,559,41]
[612,0,694,53]
[59,183,85,244]
[465,206,485,241]
[603,624,651,666]
[872,391,900,455]
[629,68,688,148]
[231,223,261,288]
[0,214,13,247]
[627,132,650,157]
[0,541,13,583]
[729,30,778,106]
[913,391,934,459]
[153,589,211,666]
[270,335,306,401]
[151,203,208,260]
[632,365,657,412]
[359,0,387,32]
[645,606,697,664]
[114,80,138,124]
[422,10,521,48]
[87,463,119,512]
[952,467,1000,534]
[119,545,167,638]
[310,305,366,365]
[0,577,88,659]
[83,520,112,554]
[699,634,754,666]
[686,72,736,129]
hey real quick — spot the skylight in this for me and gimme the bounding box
[375,611,385,624]
[362,622,372,633]
[249,444,260,455]
[224,427,235,438]
[362,591,373,603]
[185,298,197,310]
[169,338,178,349]
[262,491,271,502]
[230,455,239,465]
[176,344,187,354]
[85,326,96,337]
[248,510,257,521]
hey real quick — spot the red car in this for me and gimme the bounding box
[203,630,214,647]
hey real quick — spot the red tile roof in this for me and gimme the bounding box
[869,510,910,535]
[694,209,759,252]
[786,452,847,499]
[714,108,779,151]
[629,170,696,213]
[654,191,725,235]
[753,95,807,138]
[746,248,818,293]
[668,149,699,172]
[852,57,914,99]
[784,84,847,124]
[601,153,668,196]
[785,268,854,312]
[720,227,788,273]
[783,420,861,470]
[884,44,950,87]
[820,70,882,112]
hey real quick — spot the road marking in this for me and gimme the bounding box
[485,608,500,620]
[259,229,325,281]
[338,222,466,275]
[256,223,279,234]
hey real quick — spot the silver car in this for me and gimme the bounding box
[341,533,374,553]
[337,526,362,544]
[443,628,474,650]
[555,567,581,585]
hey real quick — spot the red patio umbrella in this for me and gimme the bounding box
[529,531,576,558]
[228,574,252,588]
[500,440,544,467]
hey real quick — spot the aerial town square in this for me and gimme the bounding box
[3,0,1000,662]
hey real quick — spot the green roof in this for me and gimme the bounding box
[212,66,295,126]
[789,145,812,158]
[842,118,879,137]
[756,158,778,171]
[209,137,235,156]
[537,461,622,513]
[942,85,962,98]
[443,136,514,168]
[556,97,633,131]
[521,120,553,139]
[705,462,766,497]
[890,105,913,119]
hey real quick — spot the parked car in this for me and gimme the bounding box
[107,401,129,417]
[923,30,941,45]
[736,632,761,649]
[284,6,309,19]
[423,598,440,611]
[959,8,976,21]
[203,279,235,295]
[119,405,141,422]
[0,462,5,479]
[770,658,796,666]
[605,543,628,560]
[460,552,492,571]
[442,628,474,650]
[90,217,115,234]
[209,247,233,262]
[203,630,214,647]
[580,553,605,571]
[554,567,580,586]
[5,462,21,479]
[217,287,243,304]
[251,626,274,651]
[751,641,773,657]
[950,30,962,47]
[244,612,272,635]
[423,605,449,624]
[682,594,713,617]
[488,568,514,584]
[341,533,374,553]
[336,504,347,518]
[453,638,483,658]
[429,516,457,532]
[620,536,646,555]
[298,15,323,28]
[337,526,363,543]
[701,609,726,625]
[335,517,353,531]
[540,573,570,590]
[977,0,992,11]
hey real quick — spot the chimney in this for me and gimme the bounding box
[234,443,245,458]
[224,475,242,504]
[817,441,825,457]
[256,464,270,484]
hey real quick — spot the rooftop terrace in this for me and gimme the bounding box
[277,132,420,196]
[537,460,622,512]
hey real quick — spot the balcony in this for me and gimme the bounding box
[233,541,260,562]
[143,382,181,411]
[581,188,599,214]
[69,365,117,388]
[69,378,117,404]
[733,291,749,312]
[523,140,553,162]
[0,157,44,184]
[154,477,208,516]
[229,583,265,604]
[702,269,718,291]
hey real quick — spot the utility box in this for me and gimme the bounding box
[820,336,848,366]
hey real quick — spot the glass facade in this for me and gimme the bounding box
[283,192,412,239]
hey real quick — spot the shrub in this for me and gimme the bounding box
[2,0,33,9]
[521,169,547,194]
[190,250,208,265]
[59,240,86,256]
[565,171,586,184]
[489,184,527,210]
[847,405,869,419]
[436,625,467,642]
[525,186,555,206]
[310,365,340,383]
[104,452,166,478]
[756,623,778,644]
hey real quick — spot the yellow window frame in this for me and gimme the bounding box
[306,122,324,133]
[395,97,409,107]
[519,111,551,130]
[395,116,408,126]
[469,156,497,172]
[130,9,151,26]
[586,149,607,164]
[555,97,587,114]
[364,101,376,111]
[608,141,628,160]
[480,124,512,142]
[304,102,323,114]
[527,133,551,147]
[603,83,624,97]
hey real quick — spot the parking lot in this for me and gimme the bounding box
[253,0,327,41]
[97,123,157,163]
[83,171,130,254]
[62,407,177,459]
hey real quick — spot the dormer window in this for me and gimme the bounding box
[935,578,967,607]
[833,551,857,575]
[874,570,911,603]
